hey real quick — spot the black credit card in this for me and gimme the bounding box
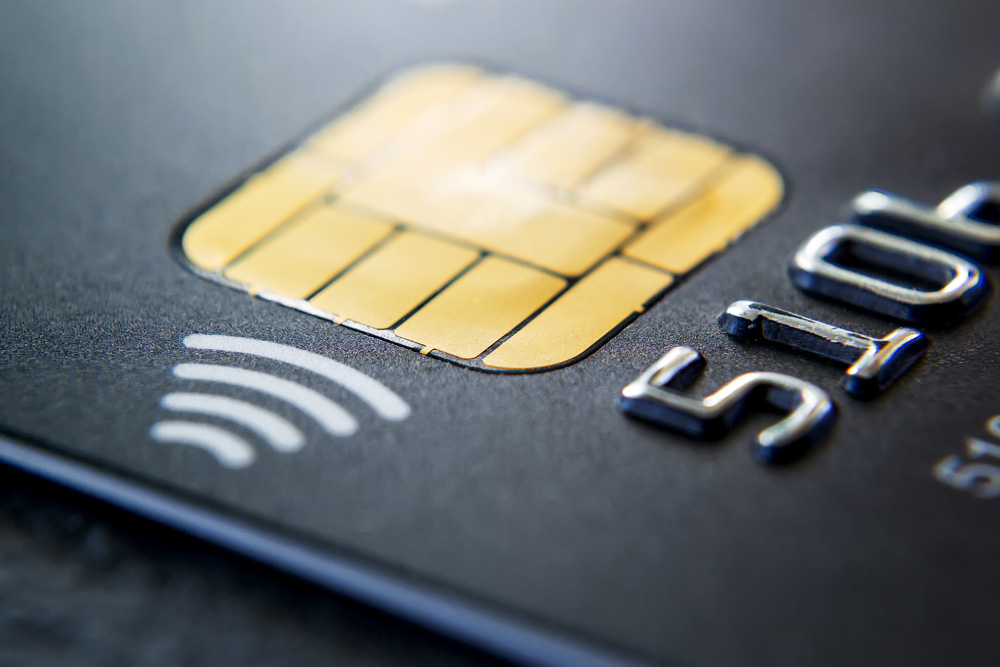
[3,2,1000,665]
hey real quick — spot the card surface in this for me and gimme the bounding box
[2,2,1000,665]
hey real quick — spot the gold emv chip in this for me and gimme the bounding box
[179,64,783,372]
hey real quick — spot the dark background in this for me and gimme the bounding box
[0,470,496,666]
[2,1,1000,665]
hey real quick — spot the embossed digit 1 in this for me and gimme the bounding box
[617,347,835,463]
[718,300,929,398]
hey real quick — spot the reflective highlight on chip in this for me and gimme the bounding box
[179,63,784,371]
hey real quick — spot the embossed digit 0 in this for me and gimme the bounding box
[788,224,989,323]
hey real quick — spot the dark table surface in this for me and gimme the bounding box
[0,468,498,666]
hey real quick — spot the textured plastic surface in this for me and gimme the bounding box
[2,1,1000,666]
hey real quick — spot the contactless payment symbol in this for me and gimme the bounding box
[177,63,784,372]
[151,335,410,469]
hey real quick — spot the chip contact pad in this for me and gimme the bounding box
[178,63,784,372]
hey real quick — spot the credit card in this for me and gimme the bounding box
[2,2,999,665]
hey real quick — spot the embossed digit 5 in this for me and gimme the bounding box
[933,439,1000,498]
[618,347,835,463]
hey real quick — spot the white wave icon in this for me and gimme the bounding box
[150,334,410,469]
